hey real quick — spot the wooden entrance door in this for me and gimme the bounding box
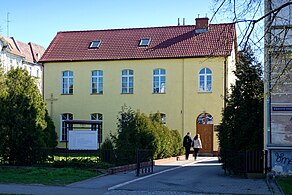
[196,113,214,154]
[196,124,213,153]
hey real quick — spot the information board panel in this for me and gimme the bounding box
[68,130,98,150]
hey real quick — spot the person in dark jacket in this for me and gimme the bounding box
[183,132,192,160]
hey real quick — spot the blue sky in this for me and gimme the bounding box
[0,0,227,48]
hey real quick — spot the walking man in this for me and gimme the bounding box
[183,132,192,160]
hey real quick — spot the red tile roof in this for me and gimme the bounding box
[40,23,236,62]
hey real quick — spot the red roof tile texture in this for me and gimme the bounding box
[40,23,236,62]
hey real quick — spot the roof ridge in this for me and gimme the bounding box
[56,23,234,34]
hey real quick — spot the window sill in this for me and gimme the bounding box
[197,91,212,93]
[153,92,166,94]
[90,93,103,95]
[61,93,73,95]
[121,93,134,95]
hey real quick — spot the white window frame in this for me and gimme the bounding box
[91,113,103,143]
[198,68,212,92]
[62,71,73,94]
[121,69,134,94]
[160,113,166,124]
[60,113,73,141]
[91,70,103,94]
[153,68,166,94]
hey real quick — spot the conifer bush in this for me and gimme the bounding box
[0,67,57,165]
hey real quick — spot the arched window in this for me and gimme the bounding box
[91,113,103,143]
[62,71,73,94]
[198,68,212,92]
[153,68,166,93]
[121,69,134,94]
[60,113,73,141]
[160,113,166,124]
[197,113,213,124]
[91,70,103,94]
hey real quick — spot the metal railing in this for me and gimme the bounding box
[221,150,266,175]
[136,149,154,176]
[0,148,154,176]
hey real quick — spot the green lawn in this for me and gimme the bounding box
[0,167,101,186]
[276,176,292,195]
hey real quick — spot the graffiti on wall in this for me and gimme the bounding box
[272,150,292,175]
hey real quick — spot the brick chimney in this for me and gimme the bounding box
[195,17,209,33]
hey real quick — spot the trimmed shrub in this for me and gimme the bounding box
[112,105,182,162]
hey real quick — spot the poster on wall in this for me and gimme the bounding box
[271,150,292,175]
[271,114,292,144]
[68,130,98,150]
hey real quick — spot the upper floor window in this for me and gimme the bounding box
[60,113,73,141]
[153,68,166,93]
[198,68,212,92]
[62,71,73,94]
[121,69,134,94]
[91,70,103,94]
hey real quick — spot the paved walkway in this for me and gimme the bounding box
[0,157,283,195]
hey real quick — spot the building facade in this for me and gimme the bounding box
[0,35,45,92]
[264,0,292,175]
[40,18,237,153]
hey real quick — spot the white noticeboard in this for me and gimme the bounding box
[68,130,98,150]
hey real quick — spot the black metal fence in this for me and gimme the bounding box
[136,149,154,176]
[0,148,154,176]
[221,150,266,175]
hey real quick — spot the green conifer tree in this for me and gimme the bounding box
[0,67,57,165]
[218,47,264,172]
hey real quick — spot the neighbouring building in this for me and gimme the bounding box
[40,17,237,152]
[264,0,292,175]
[0,35,45,92]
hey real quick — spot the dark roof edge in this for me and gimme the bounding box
[40,54,230,63]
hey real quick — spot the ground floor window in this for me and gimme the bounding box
[61,113,73,141]
[91,113,103,143]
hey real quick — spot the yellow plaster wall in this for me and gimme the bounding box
[44,57,228,150]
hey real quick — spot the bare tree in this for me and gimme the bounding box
[210,0,292,85]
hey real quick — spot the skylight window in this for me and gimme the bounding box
[139,38,151,47]
[89,40,101,48]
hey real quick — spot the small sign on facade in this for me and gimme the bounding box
[272,107,292,111]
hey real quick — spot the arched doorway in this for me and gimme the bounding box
[196,113,213,154]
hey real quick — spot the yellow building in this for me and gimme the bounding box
[40,18,237,154]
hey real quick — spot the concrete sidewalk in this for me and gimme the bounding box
[0,156,283,195]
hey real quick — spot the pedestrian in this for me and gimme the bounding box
[183,132,192,160]
[192,134,202,160]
